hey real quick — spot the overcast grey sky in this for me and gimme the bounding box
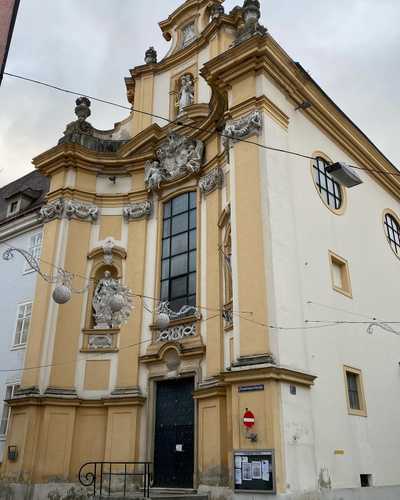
[0,0,399,186]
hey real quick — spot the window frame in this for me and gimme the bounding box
[311,153,346,215]
[0,383,20,438]
[12,301,32,348]
[383,209,400,260]
[343,366,367,417]
[23,232,43,274]
[328,250,352,298]
[158,189,199,315]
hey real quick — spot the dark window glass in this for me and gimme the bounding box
[170,276,188,299]
[313,157,343,210]
[189,230,196,250]
[172,195,189,215]
[171,254,188,277]
[171,233,188,256]
[384,213,400,256]
[163,201,171,218]
[346,372,360,410]
[163,219,171,238]
[161,192,197,312]
[172,213,189,235]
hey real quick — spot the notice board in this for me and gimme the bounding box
[233,449,275,493]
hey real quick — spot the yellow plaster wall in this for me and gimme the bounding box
[76,169,96,193]
[35,406,76,481]
[99,215,122,242]
[50,170,66,192]
[132,75,154,135]
[231,74,257,108]
[131,171,145,192]
[22,220,61,388]
[234,138,269,356]
[116,219,147,387]
[70,408,107,477]
[49,220,92,388]
[198,396,228,482]
[105,407,140,461]
[205,189,223,376]
[230,381,285,493]
[83,360,111,391]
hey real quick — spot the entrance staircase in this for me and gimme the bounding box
[94,489,208,500]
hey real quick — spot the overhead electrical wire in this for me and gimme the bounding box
[3,72,400,177]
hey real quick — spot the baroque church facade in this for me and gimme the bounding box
[2,1,400,499]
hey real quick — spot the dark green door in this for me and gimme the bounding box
[153,378,194,488]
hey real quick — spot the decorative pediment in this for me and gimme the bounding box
[144,132,204,191]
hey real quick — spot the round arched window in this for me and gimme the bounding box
[312,156,343,211]
[383,211,400,258]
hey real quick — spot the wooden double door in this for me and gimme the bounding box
[153,377,195,488]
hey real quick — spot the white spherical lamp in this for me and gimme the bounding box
[157,312,170,330]
[109,294,125,313]
[52,285,72,304]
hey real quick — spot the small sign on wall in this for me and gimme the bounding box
[233,449,275,493]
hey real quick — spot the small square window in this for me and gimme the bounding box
[344,366,367,417]
[360,474,372,487]
[329,251,352,298]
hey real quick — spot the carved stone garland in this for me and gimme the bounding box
[40,198,99,223]
[144,133,204,192]
[199,168,224,195]
[123,201,152,221]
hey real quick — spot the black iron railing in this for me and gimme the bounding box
[79,461,152,498]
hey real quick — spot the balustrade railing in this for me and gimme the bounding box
[79,461,152,498]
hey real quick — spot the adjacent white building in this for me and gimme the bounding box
[0,171,48,463]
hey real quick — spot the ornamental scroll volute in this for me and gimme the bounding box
[144,132,205,192]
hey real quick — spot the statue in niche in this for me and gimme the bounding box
[177,74,194,115]
[144,160,164,192]
[92,270,119,328]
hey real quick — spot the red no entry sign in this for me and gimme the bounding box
[243,409,255,428]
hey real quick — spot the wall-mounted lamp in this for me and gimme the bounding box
[295,100,312,111]
[326,162,363,188]
[8,445,18,461]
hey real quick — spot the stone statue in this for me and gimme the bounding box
[92,271,119,328]
[234,0,267,45]
[210,3,224,20]
[144,160,164,192]
[177,75,194,115]
[144,46,157,65]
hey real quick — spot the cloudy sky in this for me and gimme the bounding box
[0,0,399,186]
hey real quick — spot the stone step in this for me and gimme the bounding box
[94,496,207,500]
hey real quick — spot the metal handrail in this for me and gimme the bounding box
[79,461,152,498]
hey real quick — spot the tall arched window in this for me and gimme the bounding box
[160,192,196,312]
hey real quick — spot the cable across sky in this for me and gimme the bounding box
[4,71,400,178]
